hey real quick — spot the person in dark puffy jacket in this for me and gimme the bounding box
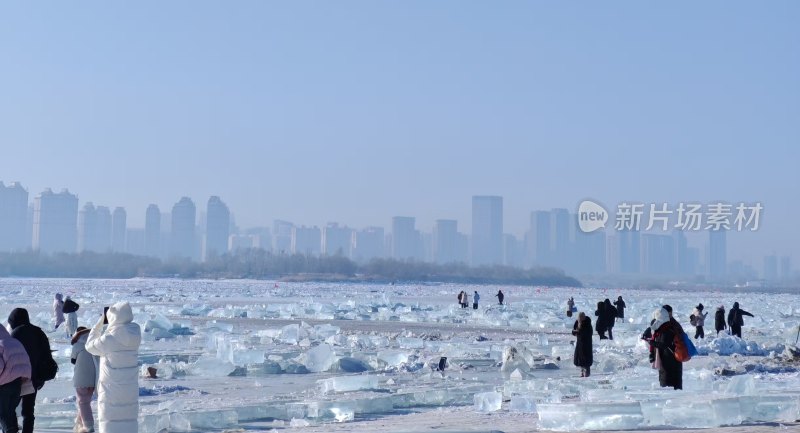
[715,305,727,335]
[594,301,608,339]
[649,307,683,390]
[8,308,53,433]
[613,296,626,322]
[727,302,754,338]
[0,324,32,433]
[572,312,593,377]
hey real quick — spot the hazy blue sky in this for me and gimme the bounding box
[1,2,798,265]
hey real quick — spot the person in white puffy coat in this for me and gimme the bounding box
[85,302,141,433]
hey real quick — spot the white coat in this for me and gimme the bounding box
[86,302,142,433]
[71,331,98,388]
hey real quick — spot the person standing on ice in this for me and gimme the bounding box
[64,296,80,337]
[691,303,708,339]
[613,296,626,322]
[727,302,754,339]
[566,297,575,317]
[86,302,142,433]
[8,308,54,433]
[0,322,32,433]
[71,327,97,433]
[472,291,480,310]
[603,299,616,340]
[594,301,608,339]
[715,305,727,335]
[53,293,65,331]
[496,290,505,305]
[649,306,683,390]
[571,312,593,377]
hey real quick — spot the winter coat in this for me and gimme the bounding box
[614,298,626,318]
[0,325,32,386]
[8,308,53,389]
[86,302,142,433]
[594,303,608,332]
[715,309,726,332]
[692,308,707,327]
[71,330,97,389]
[652,316,683,390]
[473,293,480,304]
[54,293,65,328]
[572,316,594,368]
[727,303,754,328]
[604,300,617,328]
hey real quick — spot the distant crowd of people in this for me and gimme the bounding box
[569,295,756,389]
[0,294,141,433]
[455,290,505,309]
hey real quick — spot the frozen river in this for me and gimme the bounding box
[2,278,799,432]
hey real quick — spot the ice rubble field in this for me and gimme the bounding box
[2,279,800,432]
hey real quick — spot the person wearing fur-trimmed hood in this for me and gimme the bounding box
[86,302,142,433]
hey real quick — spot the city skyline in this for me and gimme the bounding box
[0,180,793,282]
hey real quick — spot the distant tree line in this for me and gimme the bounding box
[0,250,582,287]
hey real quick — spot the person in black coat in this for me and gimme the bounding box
[613,296,626,322]
[715,305,727,335]
[594,301,608,339]
[649,306,683,390]
[572,312,594,377]
[603,299,616,340]
[8,308,53,433]
[727,302,754,338]
[496,290,505,306]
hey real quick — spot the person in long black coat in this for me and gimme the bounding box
[649,307,683,390]
[594,301,608,339]
[727,302,754,338]
[603,299,616,340]
[614,296,626,322]
[8,308,53,433]
[572,312,594,377]
[715,305,727,335]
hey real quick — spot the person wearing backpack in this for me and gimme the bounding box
[715,305,727,335]
[64,296,80,337]
[727,302,754,339]
[8,308,55,433]
[691,304,708,339]
[649,306,683,390]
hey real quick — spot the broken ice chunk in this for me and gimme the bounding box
[473,391,502,412]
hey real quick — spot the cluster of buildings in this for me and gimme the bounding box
[0,182,794,283]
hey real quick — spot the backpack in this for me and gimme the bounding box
[689,314,697,326]
[63,299,80,314]
[673,330,697,363]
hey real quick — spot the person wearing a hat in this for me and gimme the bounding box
[691,303,708,339]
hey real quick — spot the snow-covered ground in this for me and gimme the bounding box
[3,278,800,432]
